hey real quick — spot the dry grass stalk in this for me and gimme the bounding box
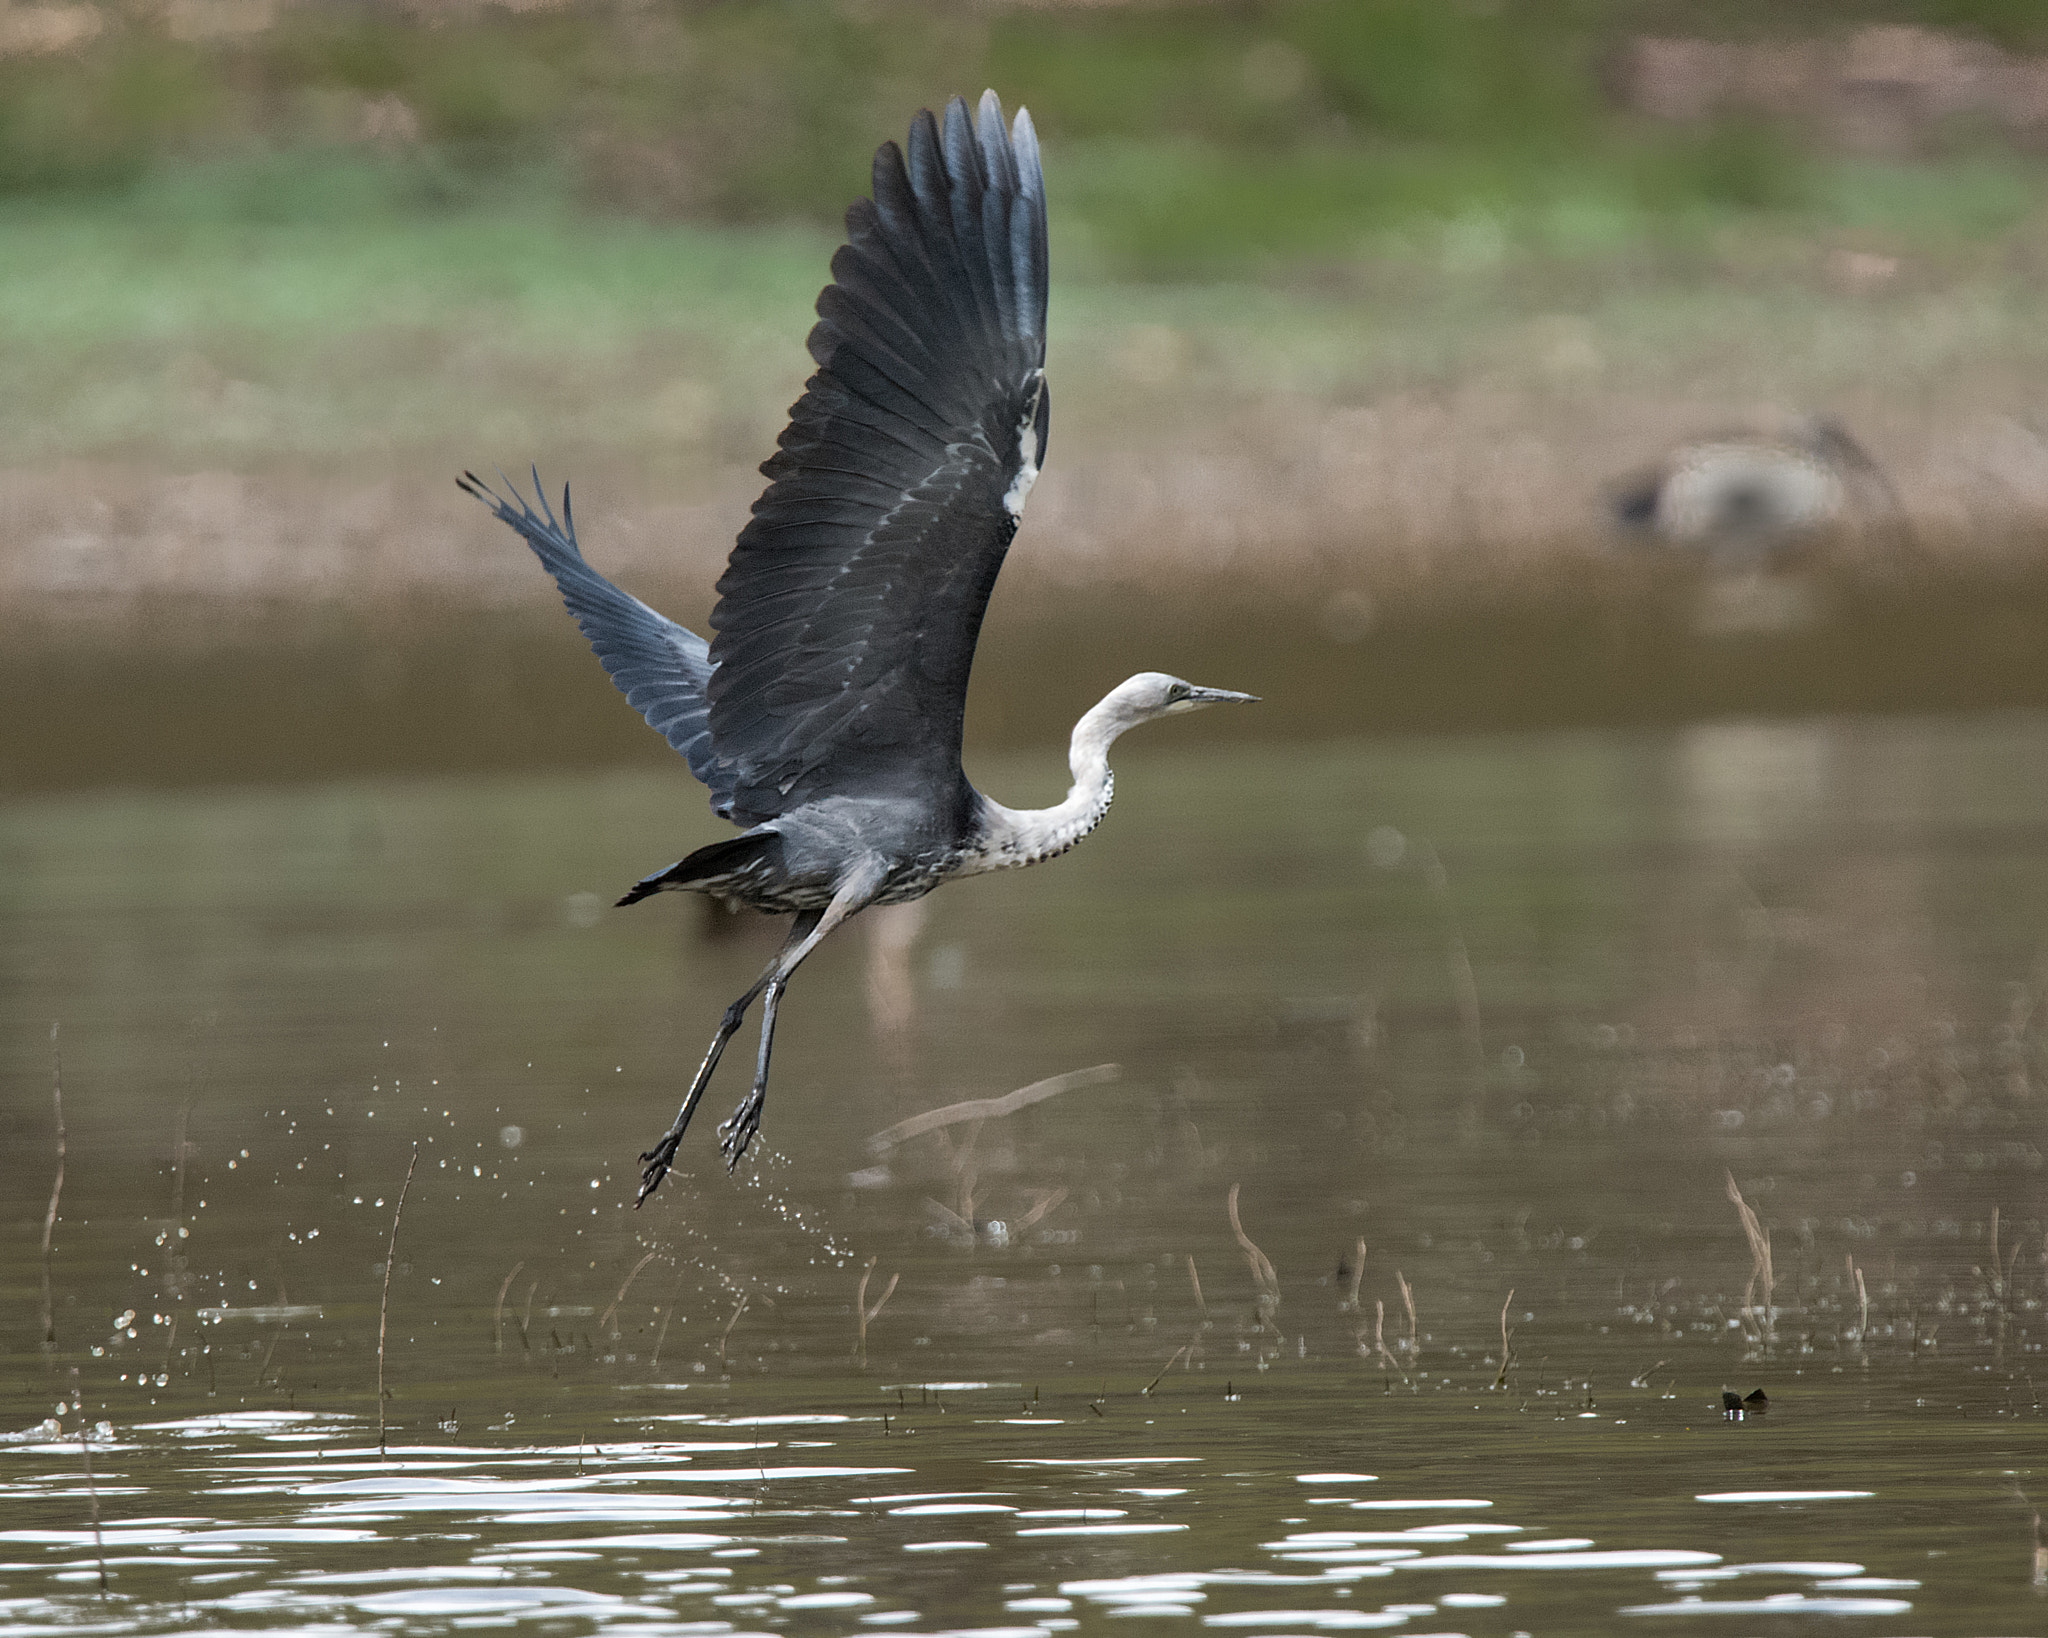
[1186,1253,1207,1316]
[1493,1289,1516,1390]
[1341,1238,1366,1314]
[924,1196,974,1237]
[599,1250,661,1336]
[855,1257,900,1368]
[1415,840,1487,1129]
[1629,1356,1666,1390]
[160,1312,179,1382]
[1142,1341,1193,1396]
[1226,1183,1280,1331]
[1396,1270,1417,1359]
[41,1024,66,1352]
[717,1291,750,1373]
[650,1263,688,1370]
[70,1369,105,1595]
[1372,1299,1406,1382]
[254,1295,286,1388]
[377,1148,420,1460]
[866,1064,1120,1153]
[1724,1171,1774,1350]
[493,1262,524,1355]
[166,1099,193,1302]
[1011,1187,1068,1236]
[952,1153,981,1230]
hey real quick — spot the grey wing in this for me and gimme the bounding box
[706,89,1050,827]
[459,472,732,810]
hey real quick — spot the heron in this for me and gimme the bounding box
[1610,414,1900,564]
[462,91,1256,1204]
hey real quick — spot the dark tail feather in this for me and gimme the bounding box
[616,832,782,907]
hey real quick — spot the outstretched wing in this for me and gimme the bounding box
[706,89,1050,826]
[459,472,731,807]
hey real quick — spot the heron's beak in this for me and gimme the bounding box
[1187,686,1259,706]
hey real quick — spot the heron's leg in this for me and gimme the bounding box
[636,908,823,1206]
[718,975,788,1171]
[718,862,888,1171]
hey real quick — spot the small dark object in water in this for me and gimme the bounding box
[1722,1388,1770,1420]
[464,92,1256,1201]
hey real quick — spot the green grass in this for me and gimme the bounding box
[5,1,2046,271]
[1,134,2045,472]
[0,0,2044,470]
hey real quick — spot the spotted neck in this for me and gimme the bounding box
[966,696,1128,872]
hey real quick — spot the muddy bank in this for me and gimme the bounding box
[8,378,2048,621]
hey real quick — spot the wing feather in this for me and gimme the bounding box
[706,90,1049,826]
[459,472,734,810]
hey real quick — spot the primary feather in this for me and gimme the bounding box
[706,90,1049,826]
[456,471,726,803]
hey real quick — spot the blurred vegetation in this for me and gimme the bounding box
[0,1,2043,278]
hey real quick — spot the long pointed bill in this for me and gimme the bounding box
[1186,686,1260,705]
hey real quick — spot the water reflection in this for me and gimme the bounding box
[3,717,2046,1630]
[0,1400,1946,1633]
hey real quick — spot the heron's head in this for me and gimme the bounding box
[1106,671,1260,729]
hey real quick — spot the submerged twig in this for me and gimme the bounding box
[866,1064,1120,1152]
[1724,1171,1774,1352]
[718,1291,751,1373]
[599,1251,661,1336]
[1493,1290,1516,1390]
[650,1260,688,1371]
[1227,1184,1280,1331]
[1142,1341,1193,1396]
[1010,1187,1068,1236]
[254,1295,287,1389]
[855,1257,900,1367]
[377,1148,420,1460]
[1341,1238,1366,1314]
[494,1262,525,1355]
[1847,1255,1870,1357]
[1415,839,1487,1132]
[1373,1298,1406,1383]
[41,1025,67,1353]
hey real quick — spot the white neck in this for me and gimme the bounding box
[964,693,1131,873]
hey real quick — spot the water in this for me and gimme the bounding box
[3,716,2045,1633]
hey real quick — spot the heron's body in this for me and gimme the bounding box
[1612,415,1898,563]
[464,91,1252,1201]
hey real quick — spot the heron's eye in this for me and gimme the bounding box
[1167,684,1189,702]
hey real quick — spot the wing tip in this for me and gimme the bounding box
[1010,103,1042,198]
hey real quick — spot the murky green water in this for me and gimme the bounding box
[3,718,2045,1633]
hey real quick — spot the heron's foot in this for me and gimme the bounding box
[637,1129,685,1206]
[718,1090,766,1173]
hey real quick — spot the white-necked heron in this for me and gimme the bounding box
[463,92,1255,1203]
